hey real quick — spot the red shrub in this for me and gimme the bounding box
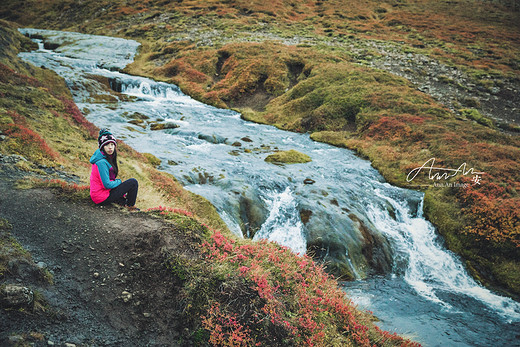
[59,97,98,137]
[2,123,61,161]
[365,116,412,141]
[201,231,420,346]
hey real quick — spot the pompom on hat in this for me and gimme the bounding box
[98,129,117,149]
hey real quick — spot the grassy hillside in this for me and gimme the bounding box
[1,0,519,297]
[0,19,422,346]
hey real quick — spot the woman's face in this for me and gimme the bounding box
[103,142,116,155]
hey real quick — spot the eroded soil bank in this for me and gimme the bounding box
[0,160,195,346]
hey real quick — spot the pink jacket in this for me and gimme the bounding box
[89,149,121,204]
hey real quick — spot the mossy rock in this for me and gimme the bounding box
[142,153,161,167]
[126,112,149,120]
[460,108,495,128]
[265,150,311,164]
[150,122,180,131]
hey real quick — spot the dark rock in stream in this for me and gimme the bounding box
[198,133,228,144]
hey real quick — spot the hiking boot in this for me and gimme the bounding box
[125,206,140,212]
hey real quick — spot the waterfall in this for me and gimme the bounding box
[367,188,520,321]
[253,187,307,255]
[111,78,183,100]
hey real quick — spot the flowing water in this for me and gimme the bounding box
[18,28,520,346]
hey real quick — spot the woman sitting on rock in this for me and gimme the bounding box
[89,129,139,211]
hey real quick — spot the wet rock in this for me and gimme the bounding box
[0,284,34,308]
[198,133,227,144]
[150,122,179,131]
[303,178,315,185]
[127,111,149,120]
[241,136,253,142]
[239,191,269,238]
[128,119,145,127]
[231,141,242,147]
[350,214,393,275]
[299,209,313,224]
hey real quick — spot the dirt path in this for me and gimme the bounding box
[0,162,195,346]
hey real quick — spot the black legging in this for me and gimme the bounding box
[100,178,139,207]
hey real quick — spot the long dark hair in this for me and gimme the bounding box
[102,146,119,178]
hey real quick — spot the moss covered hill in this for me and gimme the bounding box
[3,0,518,298]
[0,19,422,346]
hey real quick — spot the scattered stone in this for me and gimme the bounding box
[47,340,55,346]
[0,154,27,164]
[93,272,100,279]
[0,284,34,308]
[64,343,76,347]
[121,291,132,303]
[241,136,253,142]
[143,312,151,318]
[303,178,315,185]
[231,141,242,147]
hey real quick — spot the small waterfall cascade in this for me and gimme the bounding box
[253,187,307,255]
[366,188,520,321]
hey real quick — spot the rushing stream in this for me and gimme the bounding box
[18,28,520,346]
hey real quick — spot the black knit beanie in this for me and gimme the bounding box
[98,129,117,149]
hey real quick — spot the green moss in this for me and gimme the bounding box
[142,152,161,167]
[310,131,351,147]
[265,149,311,164]
[0,218,30,279]
[164,254,191,282]
[0,218,11,232]
[423,188,465,251]
[492,260,520,295]
[460,108,495,128]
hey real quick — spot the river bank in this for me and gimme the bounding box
[0,161,191,346]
